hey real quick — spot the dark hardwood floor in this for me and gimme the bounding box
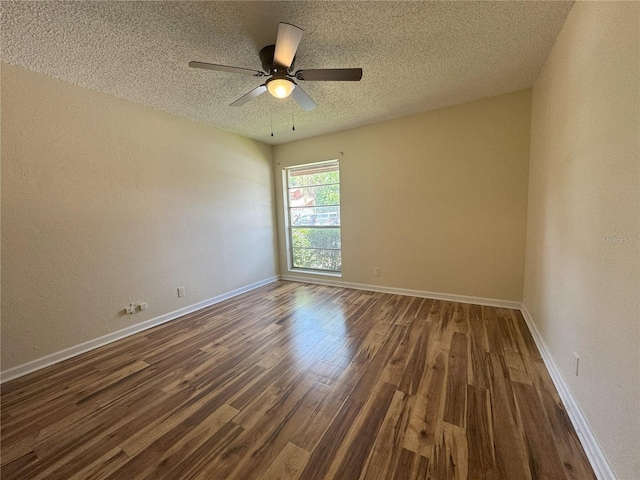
[1,281,595,479]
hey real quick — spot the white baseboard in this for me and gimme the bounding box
[0,276,279,384]
[279,274,522,309]
[520,305,616,480]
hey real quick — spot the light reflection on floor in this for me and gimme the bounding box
[281,287,350,372]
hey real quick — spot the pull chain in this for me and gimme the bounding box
[270,109,274,137]
[291,102,296,131]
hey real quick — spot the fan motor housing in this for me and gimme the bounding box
[259,45,295,73]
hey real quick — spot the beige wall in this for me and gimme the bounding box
[274,90,531,302]
[1,64,278,370]
[524,2,639,478]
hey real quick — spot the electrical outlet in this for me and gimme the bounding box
[177,286,185,298]
[124,302,139,315]
[373,267,380,276]
[573,353,580,376]
[124,301,147,315]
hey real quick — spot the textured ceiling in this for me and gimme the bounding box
[1,1,574,145]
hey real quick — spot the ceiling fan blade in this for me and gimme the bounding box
[291,84,316,112]
[274,23,303,69]
[295,68,363,81]
[189,61,264,77]
[229,85,267,107]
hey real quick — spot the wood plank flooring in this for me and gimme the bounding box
[1,281,595,479]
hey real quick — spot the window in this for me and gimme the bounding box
[286,160,341,273]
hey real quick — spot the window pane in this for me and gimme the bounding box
[288,184,340,206]
[292,248,342,271]
[288,168,339,188]
[290,207,340,226]
[292,228,341,249]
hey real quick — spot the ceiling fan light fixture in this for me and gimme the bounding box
[189,22,361,111]
[266,78,295,99]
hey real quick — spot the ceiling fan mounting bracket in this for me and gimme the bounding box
[259,44,295,74]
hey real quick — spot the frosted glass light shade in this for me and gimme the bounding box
[267,78,295,99]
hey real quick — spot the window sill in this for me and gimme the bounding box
[288,268,342,278]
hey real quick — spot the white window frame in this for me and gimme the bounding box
[283,160,342,276]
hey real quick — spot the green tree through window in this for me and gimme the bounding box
[286,161,341,272]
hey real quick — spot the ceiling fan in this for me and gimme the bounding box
[189,22,363,111]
